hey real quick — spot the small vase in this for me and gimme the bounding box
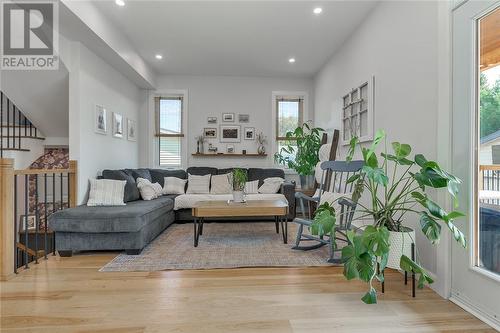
[387,227,416,270]
[233,190,245,203]
[258,145,265,155]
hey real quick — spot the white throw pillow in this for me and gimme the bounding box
[163,177,187,195]
[186,174,211,194]
[210,173,232,194]
[137,177,159,200]
[258,177,284,194]
[87,179,126,206]
[244,180,259,194]
[152,182,163,197]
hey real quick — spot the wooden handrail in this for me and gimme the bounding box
[13,167,75,175]
[479,165,500,171]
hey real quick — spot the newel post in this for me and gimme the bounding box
[69,160,77,208]
[0,158,15,280]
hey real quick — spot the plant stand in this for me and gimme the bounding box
[378,243,416,298]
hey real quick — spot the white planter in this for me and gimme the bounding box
[387,228,416,270]
[233,190,245,203]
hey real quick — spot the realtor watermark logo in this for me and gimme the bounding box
[1,0,59,70]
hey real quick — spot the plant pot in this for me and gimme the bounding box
[387,227,416,270]
[232,190,245,203]
[299,174,315,190]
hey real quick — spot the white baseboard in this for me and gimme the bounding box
[450,291,500,331]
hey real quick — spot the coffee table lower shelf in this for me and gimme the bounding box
[191,200,289,247]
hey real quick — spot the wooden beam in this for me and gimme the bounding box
[0,158,14,281]
[69,160,77,208]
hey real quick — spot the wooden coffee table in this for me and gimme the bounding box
[191,200,289,247]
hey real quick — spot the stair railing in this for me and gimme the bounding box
[0,158,77,279]
[1,91,42,158]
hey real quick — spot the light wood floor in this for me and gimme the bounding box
[0,253,494,333]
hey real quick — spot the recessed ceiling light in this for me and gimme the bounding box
[288,58,296,63]
[155,54,163,60]
[115,0,125,7]
[313,7,323,14]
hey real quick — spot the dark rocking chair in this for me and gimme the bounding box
[293,160,364,263]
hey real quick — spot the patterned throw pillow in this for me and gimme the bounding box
[210,173,232,194]
[87,179,126,206]
[137,177,162,200]
[163,177,187,195]
[258,177,284,194]
[244,180,259,194]
[186,174,211,194]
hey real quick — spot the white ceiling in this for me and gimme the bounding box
[92,1,378,78]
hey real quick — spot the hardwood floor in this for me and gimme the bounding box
[0,253,494,333]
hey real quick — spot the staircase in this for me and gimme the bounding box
[0,91,45,158]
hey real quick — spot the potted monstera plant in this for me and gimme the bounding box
[274,122,324,189]
[311,129,466,304]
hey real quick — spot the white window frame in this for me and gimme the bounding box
[271,91,309,172]
[148,89,188,169]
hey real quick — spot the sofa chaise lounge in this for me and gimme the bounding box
[49,167,295,256]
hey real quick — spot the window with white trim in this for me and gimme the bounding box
[276,97,304,161]
[155,96,184,167]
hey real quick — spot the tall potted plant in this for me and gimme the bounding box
[231,168,247,203]
[274,122,324,189]
[311,129,466,304]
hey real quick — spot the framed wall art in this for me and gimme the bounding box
[220,125,240,143]
[112,112,124,138]
[95,105,107,135]
[222,113,235,122]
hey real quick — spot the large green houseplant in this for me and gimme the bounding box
[274,122,324,189]
[311,129,466,304]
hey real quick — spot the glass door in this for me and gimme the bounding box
[452,0,500,327]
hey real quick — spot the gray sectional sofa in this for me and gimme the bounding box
[49,167,295,256]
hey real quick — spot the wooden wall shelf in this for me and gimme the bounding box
[192,153,267,157]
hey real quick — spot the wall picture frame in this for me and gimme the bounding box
[95,105,107,135]
[220,125,240,143]
[238,114,249,123]
[19,214,36,232]
[222,113,235,122]
[207,117,217,124]
[112,112,124,138]
[204,127,217,138]
[244,127,255,140]
[127,119,137,141]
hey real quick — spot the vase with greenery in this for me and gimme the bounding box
[274,122,324,189]
[232,168,247,202]
[310,129,466,304]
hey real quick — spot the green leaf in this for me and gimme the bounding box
[310,209,336,237]
[419,212,441,244]
[357,252,376,282]
[346,174,360,184]
[399,255,434,289]
[445,211,465,221]
[361,287,378,304]
[362,226,390,257]
[415,154,428,167]
[342,245,359,280]
[347,136,360,162]
[392,142,411,159]
[444,220,467,248]
[362,166,389,186]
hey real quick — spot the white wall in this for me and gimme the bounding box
[314,1,441,275]
[67,42,143,203]
[144,75,314,170]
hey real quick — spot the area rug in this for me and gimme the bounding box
[100,222,337,272]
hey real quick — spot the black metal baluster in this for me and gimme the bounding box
[67,173,70,208]
[6,98,10,148]
[24,174,29,269]
[14,174,17,273]
[29,122,32,137]
[60,173,63,210]
[44,173,48,260]
[34,127,37,138]
[34,176,39,264]
[17,108,21,149]
[52,173,56,255]
[24,115,27,137]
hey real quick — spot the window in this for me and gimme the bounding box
[475,7,500,276]
[276,97,304,162]
[341,77,374,144]
[155,96,184,167]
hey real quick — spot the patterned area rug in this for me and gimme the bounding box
[100,222,336,271]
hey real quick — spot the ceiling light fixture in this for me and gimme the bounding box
[313,7,323,14]
[288,58,296,63]
[155,54,163,60]
[115,0,125,6]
